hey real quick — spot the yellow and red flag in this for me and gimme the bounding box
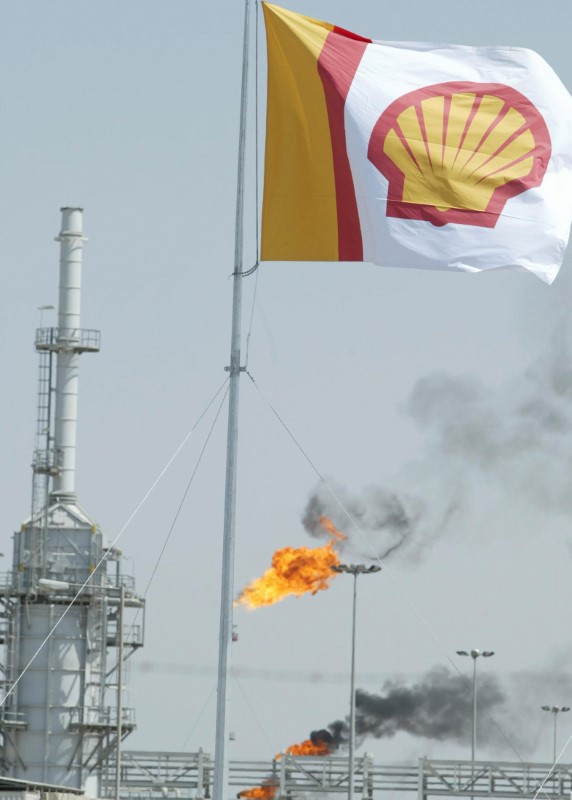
[261,4,572,283]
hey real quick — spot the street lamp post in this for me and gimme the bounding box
[331,564,381,800]
[541,705,570,763]
[456,649,495,763]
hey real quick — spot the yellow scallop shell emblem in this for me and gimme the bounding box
[368,82,551,228]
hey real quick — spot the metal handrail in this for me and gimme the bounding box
[35,327,101,351]
[70,705,136,728]
[98,754,572,800]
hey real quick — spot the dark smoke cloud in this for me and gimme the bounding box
[302,483,456,562]
[300,321,572,563]
[405,322,572,514]
[310,729,333,748]
[326,666,505,747]
[301,663,572,758]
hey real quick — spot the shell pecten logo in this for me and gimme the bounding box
[368,82,551,228]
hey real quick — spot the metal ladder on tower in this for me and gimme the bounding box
[31,335,56,521]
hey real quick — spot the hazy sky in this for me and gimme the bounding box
[2,0,572,776]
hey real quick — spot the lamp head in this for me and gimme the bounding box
[331,563,381,575]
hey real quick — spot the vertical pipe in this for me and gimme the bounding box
[115,585,125,800]
[470,657,477,800]
[472,657,477,764]
[213,1,250,799]
[43,605,54,783]
[197,749,205,800]
[279,753,286,799]
[348,573,358,800]
[553,712,557,764]
[417,758,425,800]
[52,207,86,502]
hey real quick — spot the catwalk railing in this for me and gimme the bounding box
[101,752,572,800]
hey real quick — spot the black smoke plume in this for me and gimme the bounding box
[298,661,572,758]
[310,729,334,748]
[326,666,505,747]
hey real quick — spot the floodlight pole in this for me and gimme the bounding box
[471,656,477,764]
[541,705,570,763]
[456,647,494,799]
[332,564,381,800]
[456,649,494,764]
[213,0,250,799]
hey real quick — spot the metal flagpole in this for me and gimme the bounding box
[213,1,251,799]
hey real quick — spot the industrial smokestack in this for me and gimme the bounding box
[51,207,88,503]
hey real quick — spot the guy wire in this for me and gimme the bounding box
[0,377,230,708]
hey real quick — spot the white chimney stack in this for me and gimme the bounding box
[51,207,87,502]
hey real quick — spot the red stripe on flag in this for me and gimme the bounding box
[318,32,370,261]
[332,25,371,44]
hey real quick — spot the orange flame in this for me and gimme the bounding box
[275,729,334,760]
[238,782,277,800]
[236,541,341,609]
[318,515,347,541]
[282,738,331,757]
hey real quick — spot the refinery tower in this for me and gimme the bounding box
[0,208,145,794]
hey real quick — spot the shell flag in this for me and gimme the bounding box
[261,3,572,283]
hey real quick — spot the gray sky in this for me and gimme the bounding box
[2,0,572,771]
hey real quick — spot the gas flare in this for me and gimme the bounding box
[283,738,330,757]
[277,729,334,759]
[318,515,347,541]
[237,781,277,799]
[236,541,341,608]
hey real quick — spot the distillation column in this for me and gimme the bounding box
[0,208,144,794]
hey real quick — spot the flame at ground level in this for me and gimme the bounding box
[237,781,277,800]
[236,541,341,609]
